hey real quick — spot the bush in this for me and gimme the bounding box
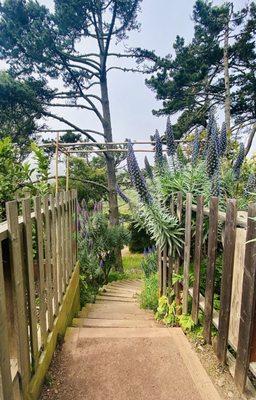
[140,273,159,312]
[128,222,153,253]
[78,203,130,306]
[141,251,157,277]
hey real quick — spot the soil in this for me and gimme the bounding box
[187,335,252,400]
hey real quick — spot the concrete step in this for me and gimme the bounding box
[95,296,135,303]
[82,311,154,320]
[106,282,142,289]
[77,327,171,338]
[72,318,160,328]
[99,290,136,298]
[79,303,146,316]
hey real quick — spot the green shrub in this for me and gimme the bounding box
[141,251,157,277]
[140,273,159,311]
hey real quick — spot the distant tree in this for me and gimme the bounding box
[59,157,108,208]
[0,0,155,271]
[0,72,45,157]
[146,0,256,149]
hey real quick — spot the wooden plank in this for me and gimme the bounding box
[6,200,30,393]
[61,192,68,287]
[192,196,204,324]
[34,196,47,348]
[176,192,183,222]
[191,204,247,228]
[235,204,256,392]
[216,199,237,364]
[43,196,53,331]
[162,245,167,296]
[183,192,192,314]
[63,192,69,284]
[158,246,163,297]
[22,198,39,371]
[74,190,78,262]
[49,195,58,316]
[174,192,182,309]
[229,228,246,350]
[203,196,218,344]
[0,245,14,400]
[56,193,63,303]
[67,191,72,275]
[167,250,173,303]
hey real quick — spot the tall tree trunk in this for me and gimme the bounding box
[224,25,231,132]
[100,73,123,272]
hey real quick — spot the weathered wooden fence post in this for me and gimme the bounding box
[203,196,218,344]
[216,199,237,364]
[158,246,163,297]
[191,195,204,324]
[174,192,183,309]
[0,244,14,400]
[34,196,47,348]
[6,200,30,395]
[235,203,256,392]
[183,192,192,314]
[22,198,39,371]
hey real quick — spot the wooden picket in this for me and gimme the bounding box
[216,199,237,363]
[0,190,77,400]
[191,195,204,324]
[183,192,192,314]
[203,197,219,344]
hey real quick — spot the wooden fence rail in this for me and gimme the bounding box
[158,192,256,393]
[0,190,78,400]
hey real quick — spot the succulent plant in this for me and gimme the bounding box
[219,122,227,157]
[204,107,219,155]
[245,173,256,196]
[154,129,164,168]
[233,143,245,180]
[211,170,221,197]
[166,117,176,157]
[206,130,219,179]
[192,129,200,166]
[115,184,130,204]
[144,156,154,180]
[127,141,152,204]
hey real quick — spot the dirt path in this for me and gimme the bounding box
[40,280,222,400]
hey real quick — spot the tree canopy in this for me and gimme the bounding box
[146,0,256,145]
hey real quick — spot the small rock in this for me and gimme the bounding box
[197,345,204,352]
[227,391,234,398]
[54,389,59,394]
[217,378,225,387]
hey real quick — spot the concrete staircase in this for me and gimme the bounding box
[71,279,161,331]
[45,280,222,400]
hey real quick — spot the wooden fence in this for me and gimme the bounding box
[0,190,78,400]
[158,192,256,393]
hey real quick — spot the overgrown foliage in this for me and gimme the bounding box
[78,201,130,305]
